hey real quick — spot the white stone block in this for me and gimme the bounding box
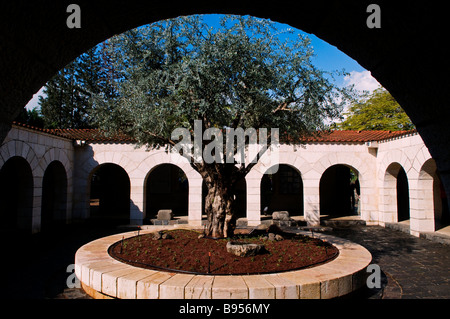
[242,275,275,299]
[136,272,173,299]
[117,270,156,299]
[159,274,194,299]
[212,276,248,299]
[184,276,214,299]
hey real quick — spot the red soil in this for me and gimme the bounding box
[108,229,338,275]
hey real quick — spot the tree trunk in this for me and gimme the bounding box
[204,180,236,238]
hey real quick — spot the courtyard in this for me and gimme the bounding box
[0,4,449,306]
[0,220,448,300]
[0,122,449,301]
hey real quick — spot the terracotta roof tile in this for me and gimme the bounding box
[49,128,136,143]
[12,121,68,139]
[302,130,417,143]
[12,122,417,143]
[11,122,135,142]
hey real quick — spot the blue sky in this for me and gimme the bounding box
[25,14,380,111]
[201,14,380,90]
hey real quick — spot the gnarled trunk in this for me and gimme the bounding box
[204,180,236,238]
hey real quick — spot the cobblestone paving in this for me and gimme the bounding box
[1,223,448,299]
[323,225,450,299]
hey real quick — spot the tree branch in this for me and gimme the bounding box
[272,94,303,114]
[143,130,176,146]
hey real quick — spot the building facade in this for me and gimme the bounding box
[0,122,447,237]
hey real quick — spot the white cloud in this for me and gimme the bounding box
[343,70,381,93]
[25,86,46,111]
[333,70,382,119]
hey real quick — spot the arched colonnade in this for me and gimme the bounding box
[1,125,447,237]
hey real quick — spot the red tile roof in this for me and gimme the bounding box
[302,130,417,143]
[12,122,136,142]
[12,122,417,143]
[11,121,68,138]
[49,128,136,143]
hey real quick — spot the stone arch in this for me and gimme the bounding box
[133,150,195,182]
[315,151,376,222]
[134,150,202,225]
[39,148,73,225]
[88,162,131,224]
[0,141,42,232]
[0,140,37,173]
[2,4,450,232]
[2,7,449,230]
[144,163,189,221]
[411,158,448,233]
[319,164,361,218]
[378,148,413,182]
[92,150,135,172]
[245,150,305,225]
[314,152,370,185]
[382,162,410,225]
[41,160,68,230]
[74,148,136,223]
[260,163,303,218]
[0,156,34,233]
[39,147,72,178]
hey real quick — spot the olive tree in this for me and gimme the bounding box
[93,15,352,237]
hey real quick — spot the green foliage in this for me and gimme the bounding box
[91,15,356,236]
[93,15,354,152]
[338,87,415,131]
[14,107,45,128]
[39,44,118,129]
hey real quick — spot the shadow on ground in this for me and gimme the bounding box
[1,222,448,299]
[0,220,138,299]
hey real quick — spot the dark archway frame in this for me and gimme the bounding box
[319,164,360,218]
[261,164,304,217]
[89,163,131,223]
[144,163,189,220]
[0,156,34,232]
[1,1,449,200]
[41,160,68,230]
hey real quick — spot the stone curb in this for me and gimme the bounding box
[74,226,372,299]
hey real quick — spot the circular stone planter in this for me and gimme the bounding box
[74,225,372,299]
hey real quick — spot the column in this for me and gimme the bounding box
[188,178,203,226]
[246,170,262,226]
[302,173,320,226]
[130,178,145,225]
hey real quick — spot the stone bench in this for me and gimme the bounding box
[150,209,174,225]
[75,225,372,299]
[272,211,297,227]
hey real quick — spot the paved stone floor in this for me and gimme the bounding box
[323,225,450,299]
[0,222,449,300]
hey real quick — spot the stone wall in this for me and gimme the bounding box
[377,133,438,235]
[72,142,202,225]
[2,3,449,225]
[0,126,74,233]
[1,125,442,237]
